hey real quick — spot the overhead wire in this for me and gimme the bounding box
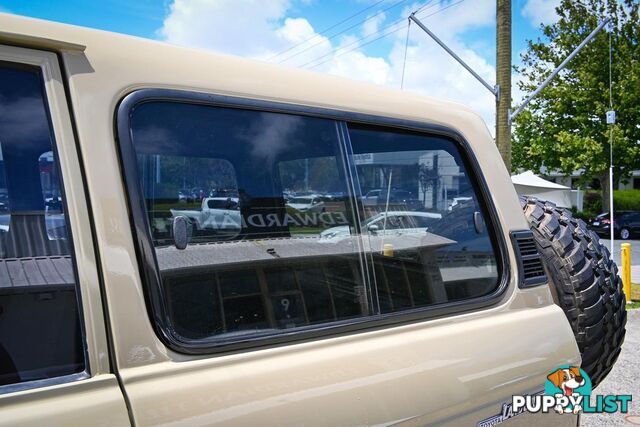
[299,1,438,70]
[303,0,464,71]
[301,20,409,69]
[276,0,413,65]
[267,0,388,62]
[413,1,434,15]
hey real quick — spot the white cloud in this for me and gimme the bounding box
[389,29,497,129]
[362,12,385,37]
[160,0,293,57]
[387,0,498,128]
[522,0,559,27]
[160,0,503,131]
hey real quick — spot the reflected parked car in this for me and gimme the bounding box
[178,189,190,203]
[286,195,325,213]
[362,189,422,210]
[171,197,241,232]
[448,196,473,211]
[320,211,442,240]
[362,189,383,206]
[588,211,640,240]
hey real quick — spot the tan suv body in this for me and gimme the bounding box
[0,14,580,426]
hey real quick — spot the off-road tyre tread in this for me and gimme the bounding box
[521,197,626,387]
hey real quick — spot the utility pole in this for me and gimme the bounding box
[495,0,512,171]
[411,1,606,176]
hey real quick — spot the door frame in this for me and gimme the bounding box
[0,43,128,425]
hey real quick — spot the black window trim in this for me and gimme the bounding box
[115,88,510,355]
[0,60,90,393]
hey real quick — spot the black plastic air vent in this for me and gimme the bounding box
[511,230,547,288]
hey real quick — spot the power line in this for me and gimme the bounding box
[304,0,464,71]
[267,0,388,61]
[414,1,434,15]
[299,2,438,70]
[300,19,407,69]
[277,0,413,65]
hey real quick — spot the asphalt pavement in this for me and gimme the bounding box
[581,308,640,426]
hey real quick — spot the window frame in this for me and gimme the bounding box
[115,88,510,355]
[0,54,90,394]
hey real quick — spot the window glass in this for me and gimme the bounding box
[0,63,84,386]
[347,125,499,312]
[130,102,368,341]
[127,99,502,347]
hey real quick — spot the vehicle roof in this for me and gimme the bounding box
[0,13,489,133]
[0,13,528,240]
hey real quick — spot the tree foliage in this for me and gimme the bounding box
[513,0,639,205]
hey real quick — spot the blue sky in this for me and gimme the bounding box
[0,0,562,129]
[0,0,548,64]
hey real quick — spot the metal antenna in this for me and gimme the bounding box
[510,17,611,123]
[401,18,411,90]
[409,12,500,98]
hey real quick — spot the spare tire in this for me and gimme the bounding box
[521,197,626,387]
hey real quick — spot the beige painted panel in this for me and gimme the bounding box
[0,13,581,426]
[0,375,130,427]
[118,303,578,426]
[433,408,577,427]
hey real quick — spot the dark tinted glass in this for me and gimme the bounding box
[348,125,500,311]
[0,63,84,386]
[129,102,369,341]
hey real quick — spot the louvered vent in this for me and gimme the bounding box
[511,231,547,287]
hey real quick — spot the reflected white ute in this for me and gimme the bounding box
[320,211,442,240]
[171,197,241,231]
[286,196,325,213]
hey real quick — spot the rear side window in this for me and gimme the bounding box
[129,102,367,341]
[122,94,502,350]
[0,63,84,387]
[348,125,499,311]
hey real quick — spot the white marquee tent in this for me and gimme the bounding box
[511,170,572,208]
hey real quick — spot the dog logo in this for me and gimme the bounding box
[547,367,586,396]
[544,366,591,414]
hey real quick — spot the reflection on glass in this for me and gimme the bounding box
[128,101,501,344]
[39,151,66,240]
[0,64,82,387]
[130,103,368,341]
[138,155,240,245]
[348,125,499,312]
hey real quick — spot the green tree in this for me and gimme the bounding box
[513,0,640,208]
